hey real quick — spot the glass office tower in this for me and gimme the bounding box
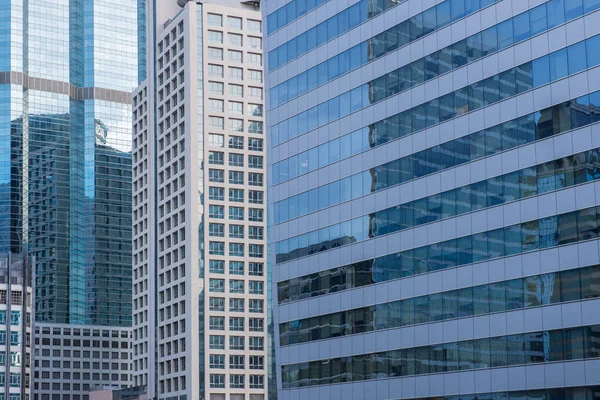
[0,0,141,396]
[265,0,600,398]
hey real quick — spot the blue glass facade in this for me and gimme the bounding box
[266,0,600,398]
[0,0,139,326]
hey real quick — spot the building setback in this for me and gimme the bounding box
[264,0,600,399]
[132,0,268,399]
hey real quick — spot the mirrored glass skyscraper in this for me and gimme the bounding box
[0,0,142,396]
[265,0,600,398]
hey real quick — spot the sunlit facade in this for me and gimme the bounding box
[0,0,141,396]
[132,0,267,399]
[265,0,600,398]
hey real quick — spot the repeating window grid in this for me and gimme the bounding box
[200,10,266,395]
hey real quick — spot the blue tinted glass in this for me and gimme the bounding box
[568,41,587,74]
[547,0,566,28]
[584,0,600,12]
[497,19,514,49]
[532,56,551,87]
[450,0,466,19]
[549,48,568,81]
[565,0,584,19]
[530,4,548,35]
[587,35,600,67]
[513,12,530,43]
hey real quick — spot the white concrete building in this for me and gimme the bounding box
[132,1,267,399]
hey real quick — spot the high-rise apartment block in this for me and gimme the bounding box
[133,1,267,399]
[0,0,141,396]
[265,0,600,399]
[0,253,34,400]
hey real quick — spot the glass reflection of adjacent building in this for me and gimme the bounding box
[0,0,140,393]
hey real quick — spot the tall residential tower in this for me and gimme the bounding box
[265,0,600,399]
[132,1,268,399]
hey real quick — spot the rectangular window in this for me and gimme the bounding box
[208,116,224,129]
[209,242,224,255]
[229,84,243,97]
[248,103,263,116]
[249,280,264,294]
[249,318,264,332]
[248,69,262,82]
[209,278,224,292]
[228,16,242,29]
[229,170,244,184]
[248,208,263,222]
[229,153,244,166]
[249,337,264,351]
[208,187,224,201]
[247,19,261,33]
[249,226,263,240]
[208,169,224,183]
[209,354,225,369]
[248,155,263,169]
[249,356,264,369]
[208,81,224,94]
[229,355,245,369]
[247,52,262,66]
[248,173,263,187]
[208,134,224,147]
[228,101,243,115]
[208,223,224,237]
[249,375,264,389]
[229,243,244,257]
[209,316,225,331]
[209,297,225,311]
[208,151,224,165]
[229,280,244,294]
[209,205,224,219]
[247,36,261,50]
[209,335,225,349]
[249,190,263,204]
[248,262,263,276]
[209,260,224,274]
[229,225,244,239]
[229,67,243,80]
[229,317,244,331]
[208,30,223,44]
[209,374,225,388]
[230,374,244,389]
[229,206,244,220]
[228,33,243,46]
[229,118,244,132]
[248,121,263,134]
[208,47,223,61]
[208,64,223,77]
[229,189,244,202]
[208,98,224,112]
[230,336,245,350]
[249,86,262,99]
[207,13,222,27]
[249,299,264,313]
[228,49,243,63]
[248,138,263,151]
[229,136,244,149]
[229,261,244,275]
[229,298,244,312]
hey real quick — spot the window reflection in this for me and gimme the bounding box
[274,91,600,223]
[281,326,600,389]
[277,207,600,303]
